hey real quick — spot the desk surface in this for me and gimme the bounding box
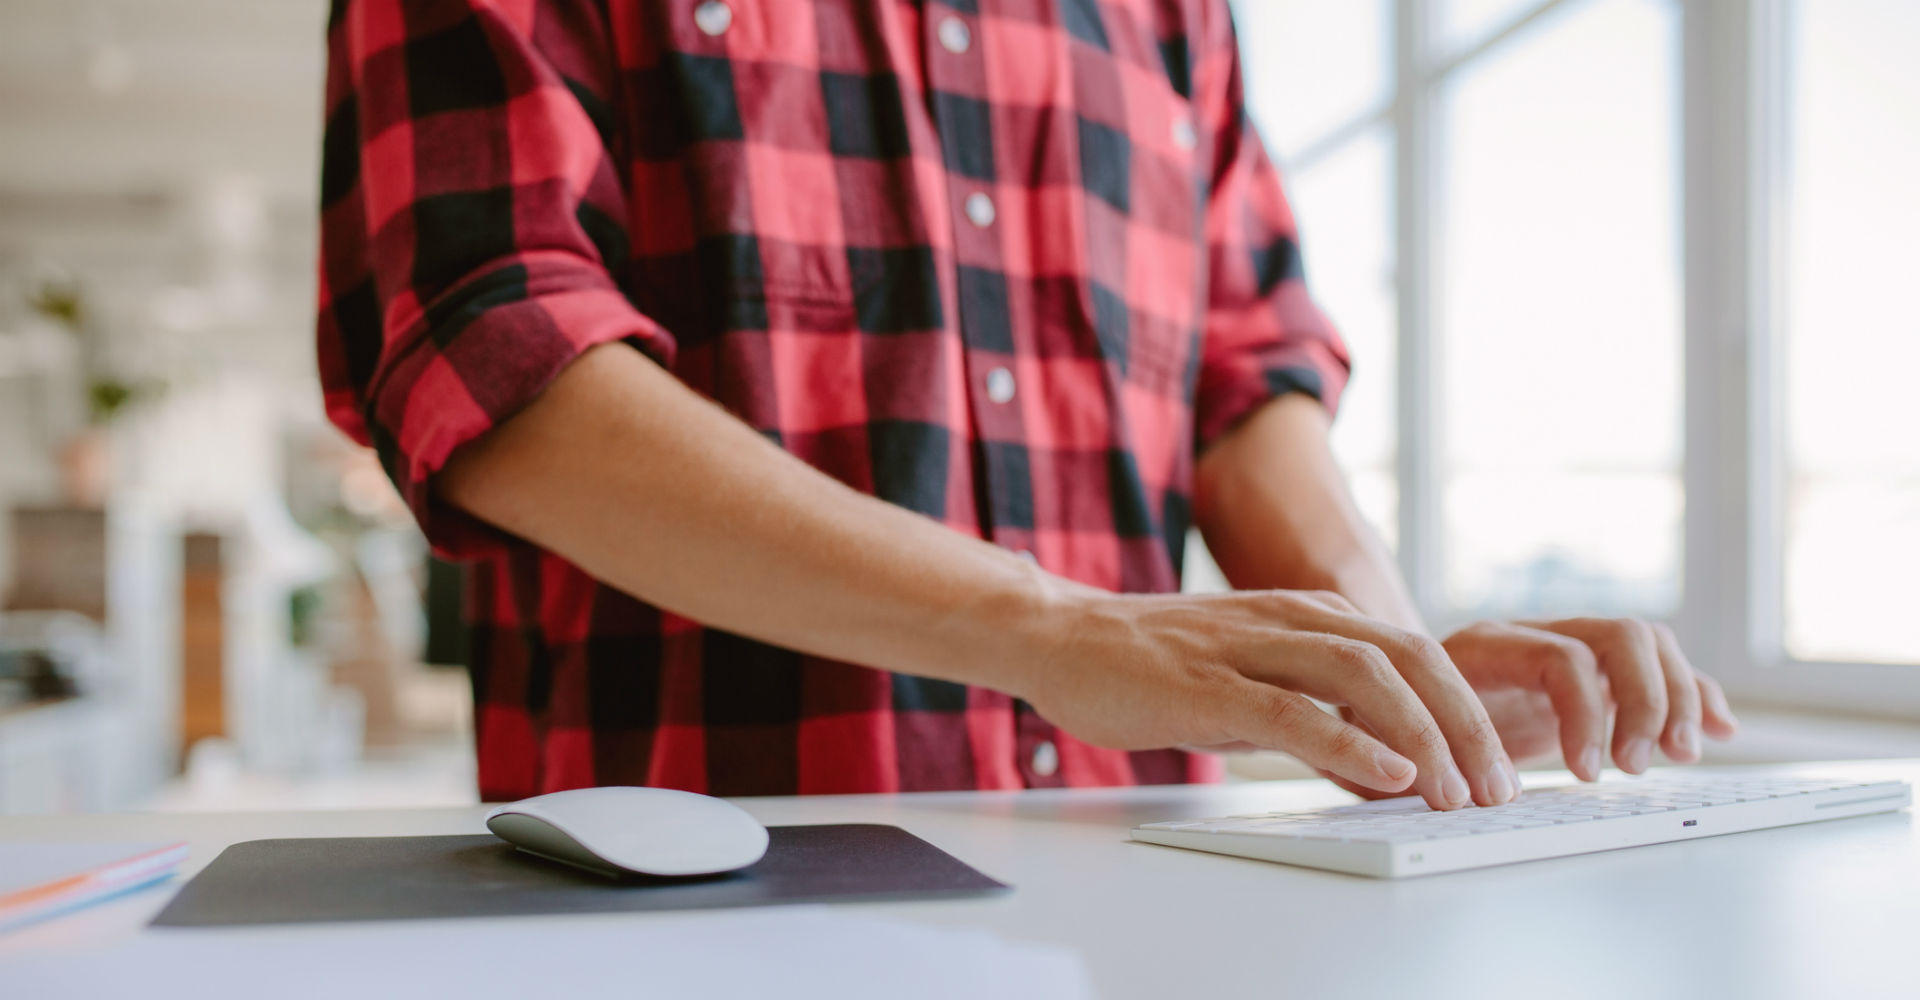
[3,760,1917,1000]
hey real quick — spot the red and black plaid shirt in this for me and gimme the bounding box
[318,0,1349,799]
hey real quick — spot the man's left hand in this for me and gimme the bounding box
[1442,618,1740,781]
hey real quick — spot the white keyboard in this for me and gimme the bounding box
[1131,774,1911,878]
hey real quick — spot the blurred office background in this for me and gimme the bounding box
[0,0,1914,815]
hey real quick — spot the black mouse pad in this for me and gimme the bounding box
[150,824,1008,927]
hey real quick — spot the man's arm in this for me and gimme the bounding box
[1192,394,1738,781]
[441,341,1055,701]
[437,342,1524,810]
[1193,393,1422,632]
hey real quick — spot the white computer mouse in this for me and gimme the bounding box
[485,786,769,878]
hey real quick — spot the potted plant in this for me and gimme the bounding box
[27,275,159,507]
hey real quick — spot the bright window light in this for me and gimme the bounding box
[1437,0,1683,619]
[1783,0,1920,664]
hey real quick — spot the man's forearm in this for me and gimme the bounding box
[440,342,1074,696]
[1192,394,1425,633]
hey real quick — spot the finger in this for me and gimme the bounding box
[1321,637,1480,809]
[1444,622,1608,782]
[1251,633,1489,809]
[1530,619,1667,774]
[1178,741,1263,753]
[1224,681,1418,795]
[1695,671,1740,740]
[1316,767,1414,802]
[1325,710,1437,803]
[1242,636,1464,809]
[1294,590,1359,614]
[1649,624,1704,763]
[1339,624,1514,807]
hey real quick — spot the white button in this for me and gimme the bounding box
[938,16,972,54]
[964,191,996,228]
[1171,118,1198,151]
[1031,740,1060,777]
[985,366,1016,403]
[694,1,732,36]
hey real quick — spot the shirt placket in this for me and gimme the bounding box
[922,2,1061,790]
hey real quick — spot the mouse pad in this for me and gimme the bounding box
[150,824,1008,927]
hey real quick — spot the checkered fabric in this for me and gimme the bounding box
[318,0,1350,799]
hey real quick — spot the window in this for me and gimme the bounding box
[1441,0,1559,53]
[1291,129,1399,551]
[1436,0,1682,619]
[1781,0,1920,665]
[1215,0,1920,711]
[1234,0,1399,550]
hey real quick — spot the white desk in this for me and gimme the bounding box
[3,760,1917,1000]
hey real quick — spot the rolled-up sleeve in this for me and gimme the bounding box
[1190,2,1353,452]
[316,0,673,557]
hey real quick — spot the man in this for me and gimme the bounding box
[318,0,1737,808]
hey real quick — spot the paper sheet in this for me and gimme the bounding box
[4,905,1096,999]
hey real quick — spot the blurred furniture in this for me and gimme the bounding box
[0,695,113,814]
[0,494,377,812]
[0,612,114,814]
[2,760,1917,1000]
[325,529,427,749]
[0,499,180,815]
[6,507,107,621]
[177,532,224,754]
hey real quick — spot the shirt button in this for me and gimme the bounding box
[694,1,732,36]
[964,191,996,228]
[1031,740,1060,778]
[985,366,1016,404]
[1171,118,1198,151]
[938,16,972,54]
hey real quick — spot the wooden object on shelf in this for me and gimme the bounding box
[6,506,108,622]
[179,532,225,754]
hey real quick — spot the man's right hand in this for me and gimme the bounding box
[1016,588,1518,811]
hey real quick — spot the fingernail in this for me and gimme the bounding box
[1441,764,1471,807]
[1485,762,1514,804]
[1377,750,1416,785]
[1622,739,1653,774]
[1675,723,1700,759]
[1580,746,1603,780]
[1508,759,1524,797]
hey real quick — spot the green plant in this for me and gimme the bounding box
[289,584,324,648]
[25,273,166,426]
[86,377,153,425]
[26,277,83,330]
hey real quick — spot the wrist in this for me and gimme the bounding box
[914,555,1101,701]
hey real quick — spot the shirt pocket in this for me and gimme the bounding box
[675,146,863,326]
[633,4,871,329]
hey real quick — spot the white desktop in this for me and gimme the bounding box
[2,759,1916,1000]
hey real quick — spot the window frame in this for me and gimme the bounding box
[1270,0,1920,716]
[1676,0,1920,715]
